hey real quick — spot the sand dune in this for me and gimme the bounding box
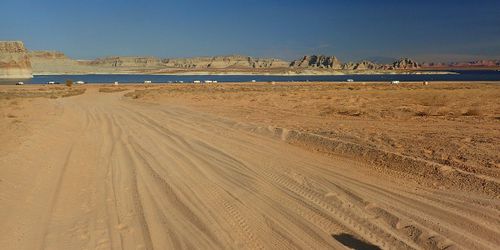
[0,86,499,249]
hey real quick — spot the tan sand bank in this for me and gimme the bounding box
[0,82,499,249]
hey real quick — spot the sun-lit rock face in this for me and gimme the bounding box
[29,51,68,60]
[84,55,289,69]
[0,41,32,78]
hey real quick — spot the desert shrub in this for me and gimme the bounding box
[99,87,127,93]
[415,110,429,116]
[462,108,482,116]
[66,80,73,87]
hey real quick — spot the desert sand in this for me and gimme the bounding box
[0,82,499,249]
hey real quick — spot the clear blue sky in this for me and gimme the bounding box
[1,0,499,62]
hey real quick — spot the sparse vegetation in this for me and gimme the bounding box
[415,110,429,117]
[462,108,482,116]
[0,87,86,100]
[99,87,128,93]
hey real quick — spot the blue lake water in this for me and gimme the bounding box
[7,70,500,84]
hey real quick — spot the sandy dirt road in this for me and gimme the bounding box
[0,88,499,249]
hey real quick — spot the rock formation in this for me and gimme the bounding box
[0,41,32,78]
[29,50,96,74]
[7,40,498,77]
[0,40,435,77]
[89,56,163,67]
[79,55,289,70]
[30,50,68,60]
[290,55,342,69]
[342,60,379,70]
[291,55,423,71]
[421,60,500,68]
[162,55,289,69]
[392,58,420,69]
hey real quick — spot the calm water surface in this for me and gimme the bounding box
[2,70,500,84]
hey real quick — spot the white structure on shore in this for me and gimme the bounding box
[391,80,400,84]
[144,80,152,84]
[347,79,354,82]
[204,80,213,84]
[114,81,119,85]
[193,80,201,84]
[16,81,24,85]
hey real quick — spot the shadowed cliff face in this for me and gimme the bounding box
[0,41,32,79]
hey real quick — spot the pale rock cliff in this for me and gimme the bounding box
[89,56,163,67]
[29,50,97,74]
[0,41,32,78]
[162,55,289,69]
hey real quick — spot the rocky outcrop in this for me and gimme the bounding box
[162,55,289,69]
[89,56,163,67]
[422,60,500,68]
[29,53,291,74]
[342,60,379,70]
[0,41,32,78]
[291,55,423,71]
[392,58,420,69]
[30,50,68,60]
[29,50,95,74]
[290,55,342,69]
[82,55,290,69]
[23,45,431,75]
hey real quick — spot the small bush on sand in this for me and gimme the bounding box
[415,110,429,116]
[463,108,482,116]
[66,80,73,87]
[99,87,128,93]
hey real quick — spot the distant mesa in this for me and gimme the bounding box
[290,55,420,71]
[30,50,68,60]
[421,59,500,69]
[1,40,498,78]
[161,55,289,69]
[84,55,289,69]
[290,55,343,69]
[342,60,379,70]
[0,41,32,78]
[392,58,420,70]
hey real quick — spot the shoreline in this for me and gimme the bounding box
[30,70,458,76]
